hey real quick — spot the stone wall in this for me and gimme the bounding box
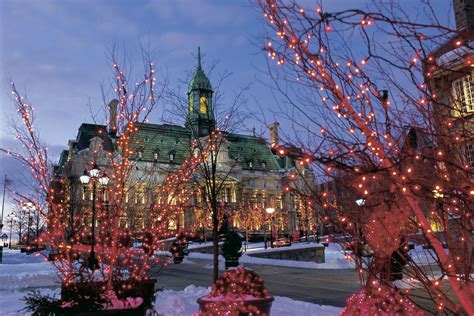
[190,243,326,264]
[247,246,325,263]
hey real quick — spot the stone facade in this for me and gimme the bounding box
[53,49,316,238]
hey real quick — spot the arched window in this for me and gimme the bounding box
[261,160,266,169]
[137,151,143,160]
[200,96,207,113]
[153,150,160,162]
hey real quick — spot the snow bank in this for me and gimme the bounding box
[0,262,58,289]
[2,249,46,264]
[0,288,60,315]
[0,250,58,290]
[154,285,341,316]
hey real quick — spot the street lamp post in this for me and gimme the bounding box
[265,207,275,249]
[22,202,34,247]
[0,175,11,263]
[6,213,17,248]
[80,163,109,270]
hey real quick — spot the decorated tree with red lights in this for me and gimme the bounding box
[1,48,201,311]
[259,0,473,314]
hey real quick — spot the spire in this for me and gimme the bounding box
[188,47,213,93]
[198,46,202,70]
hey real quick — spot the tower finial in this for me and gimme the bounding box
[198,46,202,70]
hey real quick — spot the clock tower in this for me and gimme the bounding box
[186,47,215,137]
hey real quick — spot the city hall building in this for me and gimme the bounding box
[53,49,316,238]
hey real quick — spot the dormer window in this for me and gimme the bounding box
[261,160,266,169]
[169,150,176,162]
[452,73,474,114]
[137,151,143,159]
[153,150,160,162]
[248,160,253,169]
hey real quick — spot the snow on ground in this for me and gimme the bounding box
[0,288,60,316]
[154,285,342,316]
[0,249,58,290]
[0,250,342,316]
[0,249,59,315]
[189,242,355,270]
[409,246,439,266]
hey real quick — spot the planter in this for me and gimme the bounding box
[58,279,156,315]
[54,306,148,316]
[224,257,239,269]
[197,295,274,316]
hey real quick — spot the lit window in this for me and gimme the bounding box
[466,144,474,168]
[452,74,474,114]
[189,95,193,112]
[168,219,177,230]
[200,96,207,113]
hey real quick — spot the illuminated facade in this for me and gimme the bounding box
[54,49,315,237]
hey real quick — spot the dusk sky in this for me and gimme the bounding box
[0,0,454,206]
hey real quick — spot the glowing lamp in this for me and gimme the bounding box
[99,172,110,186]
[80,170,90,184]
[265,207,275,215]
[90,163,100,178]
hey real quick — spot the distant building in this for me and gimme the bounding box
[53,48,315,238]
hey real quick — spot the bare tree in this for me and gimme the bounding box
[258,0,473,313]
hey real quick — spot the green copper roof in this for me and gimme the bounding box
[225,133,281,171]
[188,47,212,94]
[130,123,192,164]
[67,120,295,174]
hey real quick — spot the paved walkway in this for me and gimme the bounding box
[151,258,360,308]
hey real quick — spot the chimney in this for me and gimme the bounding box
[453,0,474,32]
[108,99,119,137]
[268,122,280,147]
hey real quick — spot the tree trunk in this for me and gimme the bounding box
[212,198,218,283]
